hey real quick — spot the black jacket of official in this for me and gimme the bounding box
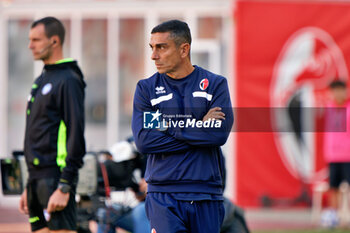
[24,60,86,186]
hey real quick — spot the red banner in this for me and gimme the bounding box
[235,1,350,207]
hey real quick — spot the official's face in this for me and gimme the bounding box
[28,24,52,61]
[149,32,183,75]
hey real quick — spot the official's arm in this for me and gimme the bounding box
[58,76,86,185]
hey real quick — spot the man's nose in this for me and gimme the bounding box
[151,50,159,60]
[28,41,34,50]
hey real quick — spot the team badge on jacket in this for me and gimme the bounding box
[199,78,209,90]
[41,83,53,95]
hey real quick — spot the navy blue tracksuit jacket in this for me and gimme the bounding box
[132,65,233,196]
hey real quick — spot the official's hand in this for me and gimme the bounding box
[19,188,28,214]
[46,188,70,213]
[203,107,225,122]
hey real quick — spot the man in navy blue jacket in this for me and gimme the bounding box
[132,20,233,233]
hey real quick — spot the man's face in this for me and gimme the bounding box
[149,32,183,75]
[28,24,52,61]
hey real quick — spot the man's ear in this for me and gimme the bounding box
[180,43,190,58]
[51,35,60,47]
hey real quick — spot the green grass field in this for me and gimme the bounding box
[254,229,350,233]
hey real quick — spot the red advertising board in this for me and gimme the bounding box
[235,1,350,207]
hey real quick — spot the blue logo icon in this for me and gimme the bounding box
[143,110,162,129]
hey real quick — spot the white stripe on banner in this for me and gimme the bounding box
[150,93,173,106]
[192,91,213,101]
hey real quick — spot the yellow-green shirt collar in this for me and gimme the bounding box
[55,58,74,64]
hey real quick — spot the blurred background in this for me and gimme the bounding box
[1,0,350,232]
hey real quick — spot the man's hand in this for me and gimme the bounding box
[203,107,225,122]
[19,188,28,214]
[139,178,147,194]
[135,179,147,202]
[46,189,70,213]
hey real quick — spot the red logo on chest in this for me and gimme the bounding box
[199,78,209,90]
